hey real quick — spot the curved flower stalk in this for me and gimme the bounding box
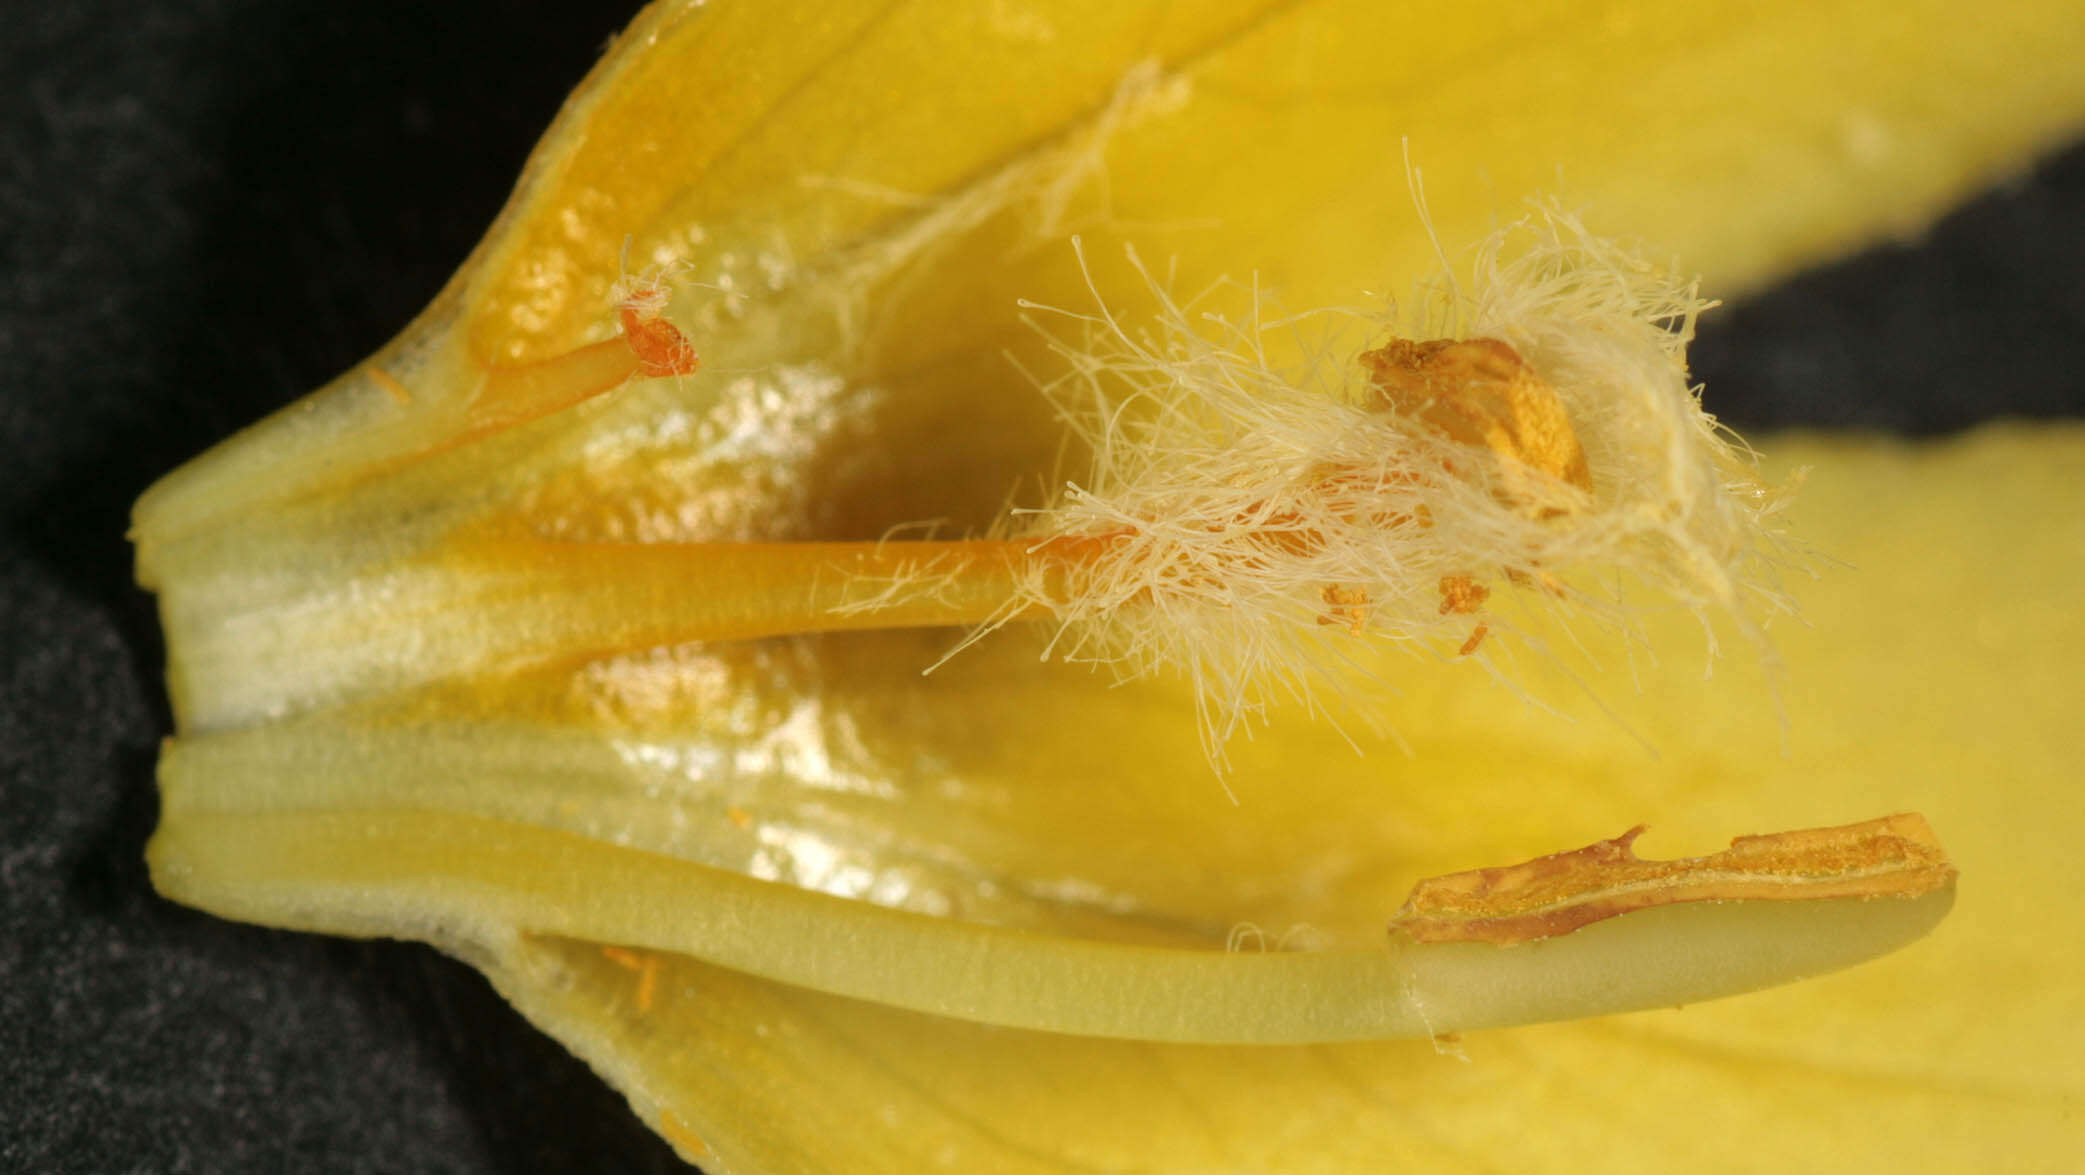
[135,1,2085,1170]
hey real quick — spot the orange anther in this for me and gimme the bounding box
[1457,623,1488,657]
[1360,336,1591,504]
[617,304,701,377]
[1437,574,1489,615]
[635,955,659,1012]
[1319,584,1371,634]
[656,1110,711,1158]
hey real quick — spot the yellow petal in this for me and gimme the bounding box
[302,429,2082,1172]
[134,0,2085,545]
[134,0,2085,1170]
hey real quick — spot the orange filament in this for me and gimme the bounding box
[455,338,1599,655]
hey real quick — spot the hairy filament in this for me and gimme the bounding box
[832,206,1792,760]
[425,206,1790,768]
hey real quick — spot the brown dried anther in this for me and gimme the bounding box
[1390,813,1956,945]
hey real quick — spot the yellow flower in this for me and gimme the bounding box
[135,1,2085,1169]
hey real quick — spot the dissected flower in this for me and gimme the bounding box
[134,1,2085,1170]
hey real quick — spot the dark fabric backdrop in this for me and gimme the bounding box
[4,4,2081,1172]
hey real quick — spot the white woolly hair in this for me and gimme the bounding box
[1006,205,1794,765]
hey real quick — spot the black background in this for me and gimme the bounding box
[3,3,2081,1172]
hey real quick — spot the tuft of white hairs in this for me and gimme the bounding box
[1000,205,1796,768]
